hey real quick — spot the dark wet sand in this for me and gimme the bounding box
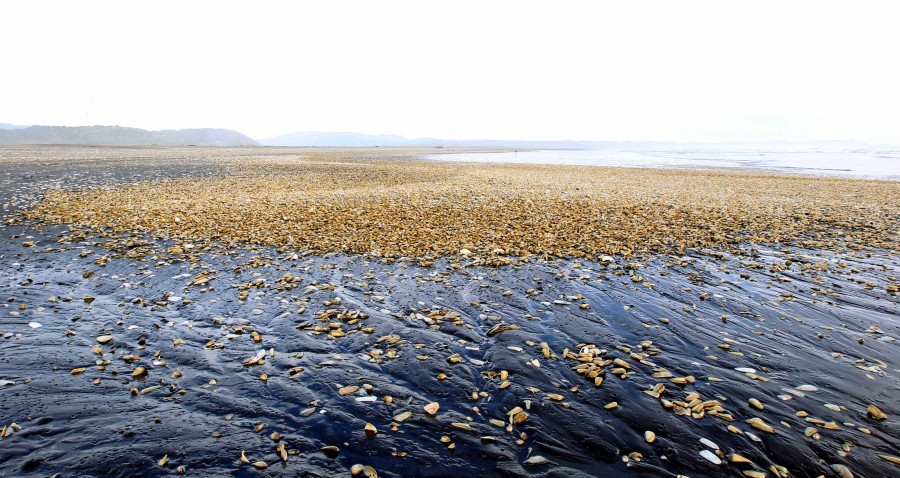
[1,147,898,478]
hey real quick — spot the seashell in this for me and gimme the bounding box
[749,398,764,410]
[321,446,340,458]
[830,463,853,478]
[867,404,886,420]
[699,438,719,450]
[393,411,412,422]
[746,417,774,433]
[523,455,548,466]
[339,385,360,395]
[700,449,721,465]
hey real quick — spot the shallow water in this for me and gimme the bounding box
[426,148,900,180]
[1,147,898,477]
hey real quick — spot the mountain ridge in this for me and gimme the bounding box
[0,125,258,146]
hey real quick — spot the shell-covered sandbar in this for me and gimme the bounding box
[1,146,898,478]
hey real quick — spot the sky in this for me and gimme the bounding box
[2,1,899,142]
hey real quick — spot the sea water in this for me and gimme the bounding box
[427,147,900,179]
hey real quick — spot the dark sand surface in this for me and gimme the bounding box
[1,147,898,478]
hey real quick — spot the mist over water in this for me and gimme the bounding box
[428,148,900,180]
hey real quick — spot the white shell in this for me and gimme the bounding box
[699,438,719,450]
[523,455,548,466]
[699,449,721,465]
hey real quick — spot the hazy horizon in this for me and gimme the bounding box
[2,1,899,143]
[3,123,893,147]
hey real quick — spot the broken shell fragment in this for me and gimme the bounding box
[339,385,360,395]
[867,404,886,420]
[393,411,412,422]
[746,417,774,433]
[749,398,764,410]
[321,446,340,458]
[523,455,549,466]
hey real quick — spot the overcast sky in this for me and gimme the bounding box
[2,1,898,142]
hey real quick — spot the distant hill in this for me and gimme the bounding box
[0,125,259,146]
[0,123,29,130]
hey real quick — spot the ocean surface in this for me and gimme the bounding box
[427,148,900,179]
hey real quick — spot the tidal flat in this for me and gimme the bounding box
[1,146,898,477]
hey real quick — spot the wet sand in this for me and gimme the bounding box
[1,146,898,478]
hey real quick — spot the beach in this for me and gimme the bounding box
[1,146,898,477]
